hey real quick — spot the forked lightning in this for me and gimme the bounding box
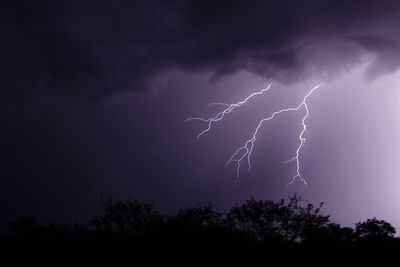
[186,84,324,185]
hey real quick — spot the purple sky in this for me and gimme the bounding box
[2,0,400,231]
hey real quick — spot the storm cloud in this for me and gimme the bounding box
[2,0,400,102]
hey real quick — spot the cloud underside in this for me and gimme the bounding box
[2,0,400,100]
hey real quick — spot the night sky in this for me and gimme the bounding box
[3,0,400,231]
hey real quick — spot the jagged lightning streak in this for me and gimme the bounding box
[186,83,324,185]
[226,84,323,185]
[184,83,272,141]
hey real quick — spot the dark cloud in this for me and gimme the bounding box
[2,0,400,105]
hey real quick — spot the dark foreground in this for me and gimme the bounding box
[1,195,398,266]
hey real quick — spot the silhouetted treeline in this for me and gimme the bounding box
[1,194,399,266]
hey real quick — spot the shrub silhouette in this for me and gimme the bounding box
[7,216,47,240]
[302,222,355,243]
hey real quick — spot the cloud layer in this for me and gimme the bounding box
[2,0,400,101]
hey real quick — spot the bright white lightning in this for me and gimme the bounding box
[186,83,324,185]
[184,83,272,141]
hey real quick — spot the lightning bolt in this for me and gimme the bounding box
[184,84,272,141]
[186,83,324,185]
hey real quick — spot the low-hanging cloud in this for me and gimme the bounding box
[2,0,400,103]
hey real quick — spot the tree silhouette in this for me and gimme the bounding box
[227,194,330,242]
[173,203,222,228]
[89,196,161,236]
[355,217,396,240]
[3,194,400,266]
